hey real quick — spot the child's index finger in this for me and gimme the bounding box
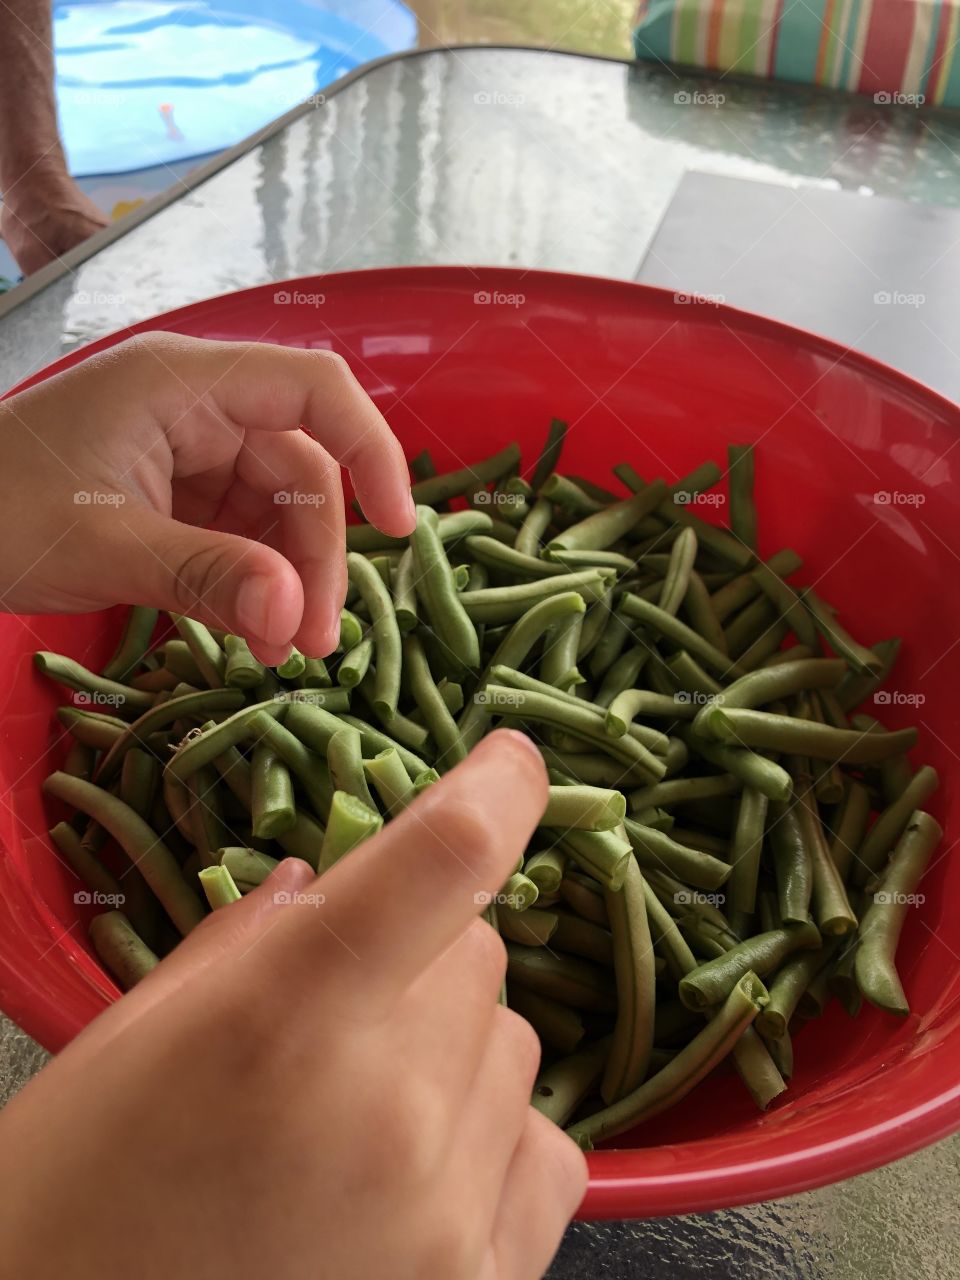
[266,730,547,1007]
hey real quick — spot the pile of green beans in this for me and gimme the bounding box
[37,430,941,1150]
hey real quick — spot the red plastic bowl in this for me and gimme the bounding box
[2,267,959,1218]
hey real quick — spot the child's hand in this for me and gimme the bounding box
[0,334,415,663]
[0,732,585,1279]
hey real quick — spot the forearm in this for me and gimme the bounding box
[0,0,66,193]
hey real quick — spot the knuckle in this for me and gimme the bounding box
[420,1220,480,1280]
[495,1006,542,1085]
[424,795,500,878]
[464,915,508,983]
[530,1111,590,1209]
[367,1077,442,1186]
[167,540,234,615]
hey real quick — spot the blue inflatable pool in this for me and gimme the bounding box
[54,0,417,176]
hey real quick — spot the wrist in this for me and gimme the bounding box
[1,146,71,207]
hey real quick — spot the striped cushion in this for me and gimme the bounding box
[633,0,960,106]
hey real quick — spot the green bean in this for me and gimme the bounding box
[501,872,540,911]
[169,615,226,688]
[99,606,159,682]
[559,874,608,926]
[363,747,415,815]
[338,636,374,689]
[198,864,242,911]
[551,911,614,966]
[481,684,665,781]
[300,657,331,688]
[250,744,296,839]
[854,764,938,887]
[274,648,305,680]
[679,922,819,1010]
[508,987,585,1054]
[529,418,569,491]
[346,525,405,553]
[682,570,729,656]
[567,971,767,1147]
[547,481,667,555]
[603,859,656,1101]
[338,714,431,779]
[338,608,365,653]
[326,726,375,808]
[346,552,403,715]
[460,569,613,625]
[761,644,816,669]
[727,444,757,550]
[44,772,204,935]
[801,590,883,675]
[498,905,558,946]
[699,662,846,733]
[541,473,604,516]
[407,508,481,676]
[410,448,438,484]
[520,847,564,895]
[737,619,791,672]
[186,764,231,867]
[130,667,181,693]
[390,547,419,633]
[628,775,739,812]
[541,783,625,832]
[532,1036,610,1127]
[701,706,917,763]
[506,944,616,1013]
[49,820,121,900]
[670,461,724,498]
[791,770,857,935]
[553,548,636,573]
[828,778,871,882]
[767,802,813,923]
[95,687,246,785]
[658,526,698,616]
[540,609,585,692]
[666,652,722,700]
[710,549,803,623]
[756,946,834,1039]
[729,1025,787,1109]
[551,826,633,892]
[119,747,160,820]
[35,652,153,717]
[409,442,520,507]
[624,819,731,892]
[464,535,568,579]
[751,558,819,649]
[620,594,745,681]
[285,687,351,715]
[672,827,730,858]
[161,639,205,685]
[57,706,128,751]
[165,699,282,783]
[723,596,778,659]
[89,910,159,989]
[318,791,384,873]
[829,936,862,1018]
[512,496,552,559]
[833,637,901,710]
[399,634,464,770]
[855,813,941,1016]
[679,729,792,802]
[219,847,279,891]
[727,788,768,915]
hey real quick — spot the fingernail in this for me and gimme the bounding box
[489,727,545,768]
[236,574,274,642]
[270,858,314,892]
[405,492,418,526]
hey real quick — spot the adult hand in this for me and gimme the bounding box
[0,333,416,663]
[0,731,586,1279]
